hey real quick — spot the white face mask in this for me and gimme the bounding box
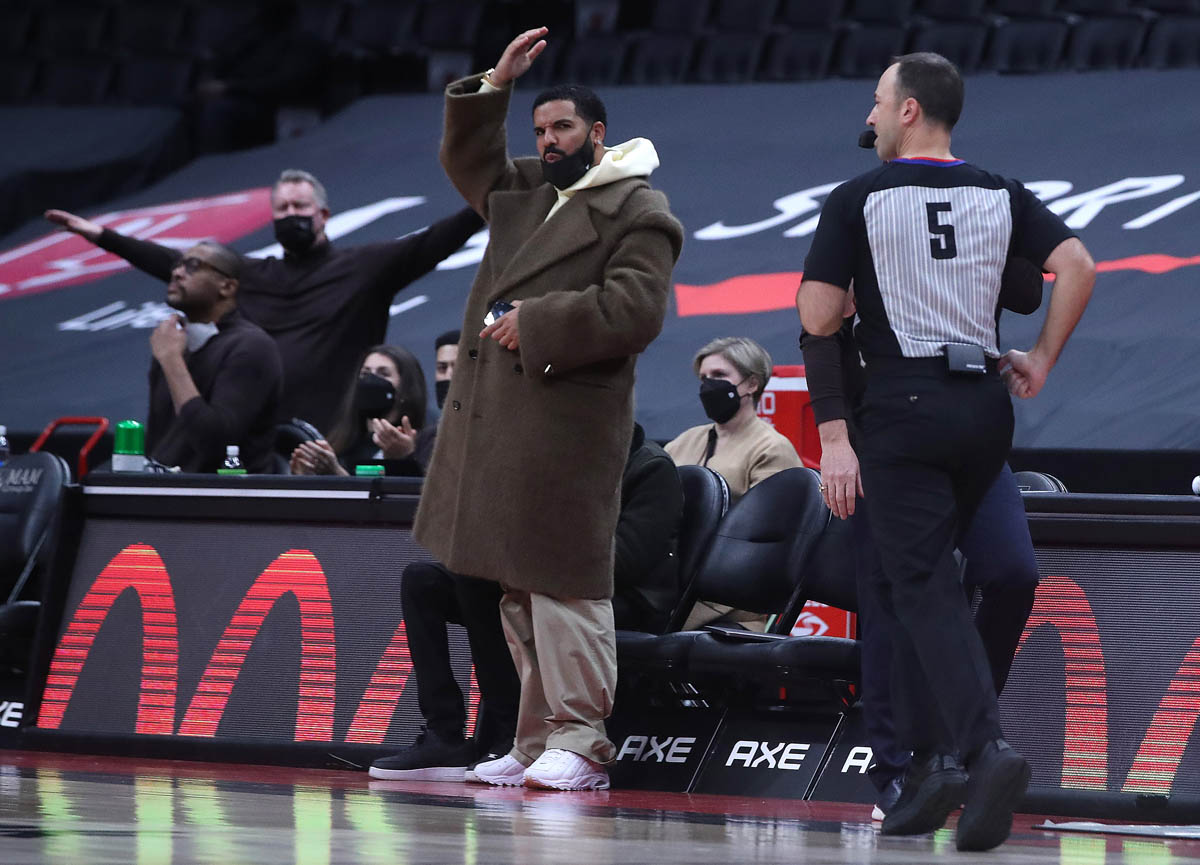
[185,321,220,353]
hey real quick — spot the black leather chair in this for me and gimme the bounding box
[1012,470,1068,492]
[274,418,323,474]
[687,504,860,707]
[0,451,71,673]
[617,467,830,679]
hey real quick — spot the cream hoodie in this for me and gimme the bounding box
[543,137,660,221]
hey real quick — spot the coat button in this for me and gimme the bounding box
[452,400,461,410]
[514,363,524,374]
[468,349,478,359]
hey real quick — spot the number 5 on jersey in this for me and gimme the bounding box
[926,202,957,260]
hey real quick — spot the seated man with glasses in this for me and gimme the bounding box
[144,241,283,473]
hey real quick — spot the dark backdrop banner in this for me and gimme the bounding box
[3,70,1199,450]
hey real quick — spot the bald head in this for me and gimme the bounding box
[192,241,242,280]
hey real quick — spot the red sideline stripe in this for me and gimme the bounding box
[675,272,803,317]
[676,253,1200,317]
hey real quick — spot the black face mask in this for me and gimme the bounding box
[541,136,596,190]
[699,376,742,424]
[434,379,450,409]
[356,372,396,419]
[273,215,317,255]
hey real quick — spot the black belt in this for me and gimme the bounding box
[863,354,1000,376]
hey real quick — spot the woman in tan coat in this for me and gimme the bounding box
[413,27,684,791]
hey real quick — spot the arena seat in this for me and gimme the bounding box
[1012,470,1069,492]
[558,35,632,85]
[1064,10,1151,68]
[648,0,714,34]
[616,467,830,679]
[0,58,38,105]
[115,56,197,106]
[623,34,697,84]
[34,3,111,58]
[917,0,988,17]
[0,4,34,55]
[833,1,916,78]
[37,58,115,106]
[339,1,420,55]
[758,30,838,80]
[0,452,71,674]
[110,3,189,56]
[416,0,484,51]
[1141,13,1200,66]
[710,0,781,33]
[908,17,990,71]
[985,13,1073,72]
[777,0,847,27]
[692,33,766,83]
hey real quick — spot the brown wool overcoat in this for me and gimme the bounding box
[413,75,684,600]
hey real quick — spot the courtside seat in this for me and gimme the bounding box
[688,503,860,705]
[559,35,633,85]
[615,466,728,673]
[1012,470,1068,492]
[0,452,71,673]
[617,467,830,681]
[1064,9,1151,69]
[985,12,1074,72]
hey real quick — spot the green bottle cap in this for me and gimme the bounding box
[354,464,385,477]
[113,420,145,455]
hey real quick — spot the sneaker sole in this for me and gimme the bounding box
[881,770,967,836]
[368,765,467,781]
[955,754,1031,852]
[523,774,610,791]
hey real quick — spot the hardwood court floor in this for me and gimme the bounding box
[0,750,1197,864]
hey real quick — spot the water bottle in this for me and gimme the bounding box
[218,445,246,476]
[111,419,148,472]
[0,425,9,466]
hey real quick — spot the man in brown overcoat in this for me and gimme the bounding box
[412,26,684,791]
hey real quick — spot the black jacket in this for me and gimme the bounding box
[147,309,282,473]
[613,424,684,634]
[99,207,483,431]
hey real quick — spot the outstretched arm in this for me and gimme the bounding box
[45,208,180,282]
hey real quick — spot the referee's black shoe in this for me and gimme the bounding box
[880,752,967,836]
[956,739,1031,851]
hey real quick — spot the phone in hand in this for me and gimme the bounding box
[483,300,514,327]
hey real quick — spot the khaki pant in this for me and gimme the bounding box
[499,590,617,765]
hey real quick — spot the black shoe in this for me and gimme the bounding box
[368,729,477,781]
[956,739,1031,852]
[880,752,967,836]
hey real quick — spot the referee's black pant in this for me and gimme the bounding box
[856,357,1013,759]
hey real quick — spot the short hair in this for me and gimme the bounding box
[193,241,241,280]
[891,52,964,131]
[435,330,460,350]
[273,168,329,210]
[532,84,607,129]
[692,337,773,408]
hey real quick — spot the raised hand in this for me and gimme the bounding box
[44,209,103,241]
[490,27,549,87]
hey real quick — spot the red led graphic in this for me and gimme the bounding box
[176,550,336,742]
[344,620,413,744]
[38,544,179,735]
[1016,574,1109,790]
[1121,634,1200,794]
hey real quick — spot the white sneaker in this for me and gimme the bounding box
[469,753,527,786]
[523,748,610,791]
[871,804,886,821]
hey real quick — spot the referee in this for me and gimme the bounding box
[797,53,1094,851]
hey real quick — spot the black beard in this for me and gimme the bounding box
[541,138,595,190]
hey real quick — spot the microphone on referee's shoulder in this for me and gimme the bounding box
[858,129,877,149]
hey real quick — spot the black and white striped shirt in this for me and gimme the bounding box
[804,158,1074,359]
